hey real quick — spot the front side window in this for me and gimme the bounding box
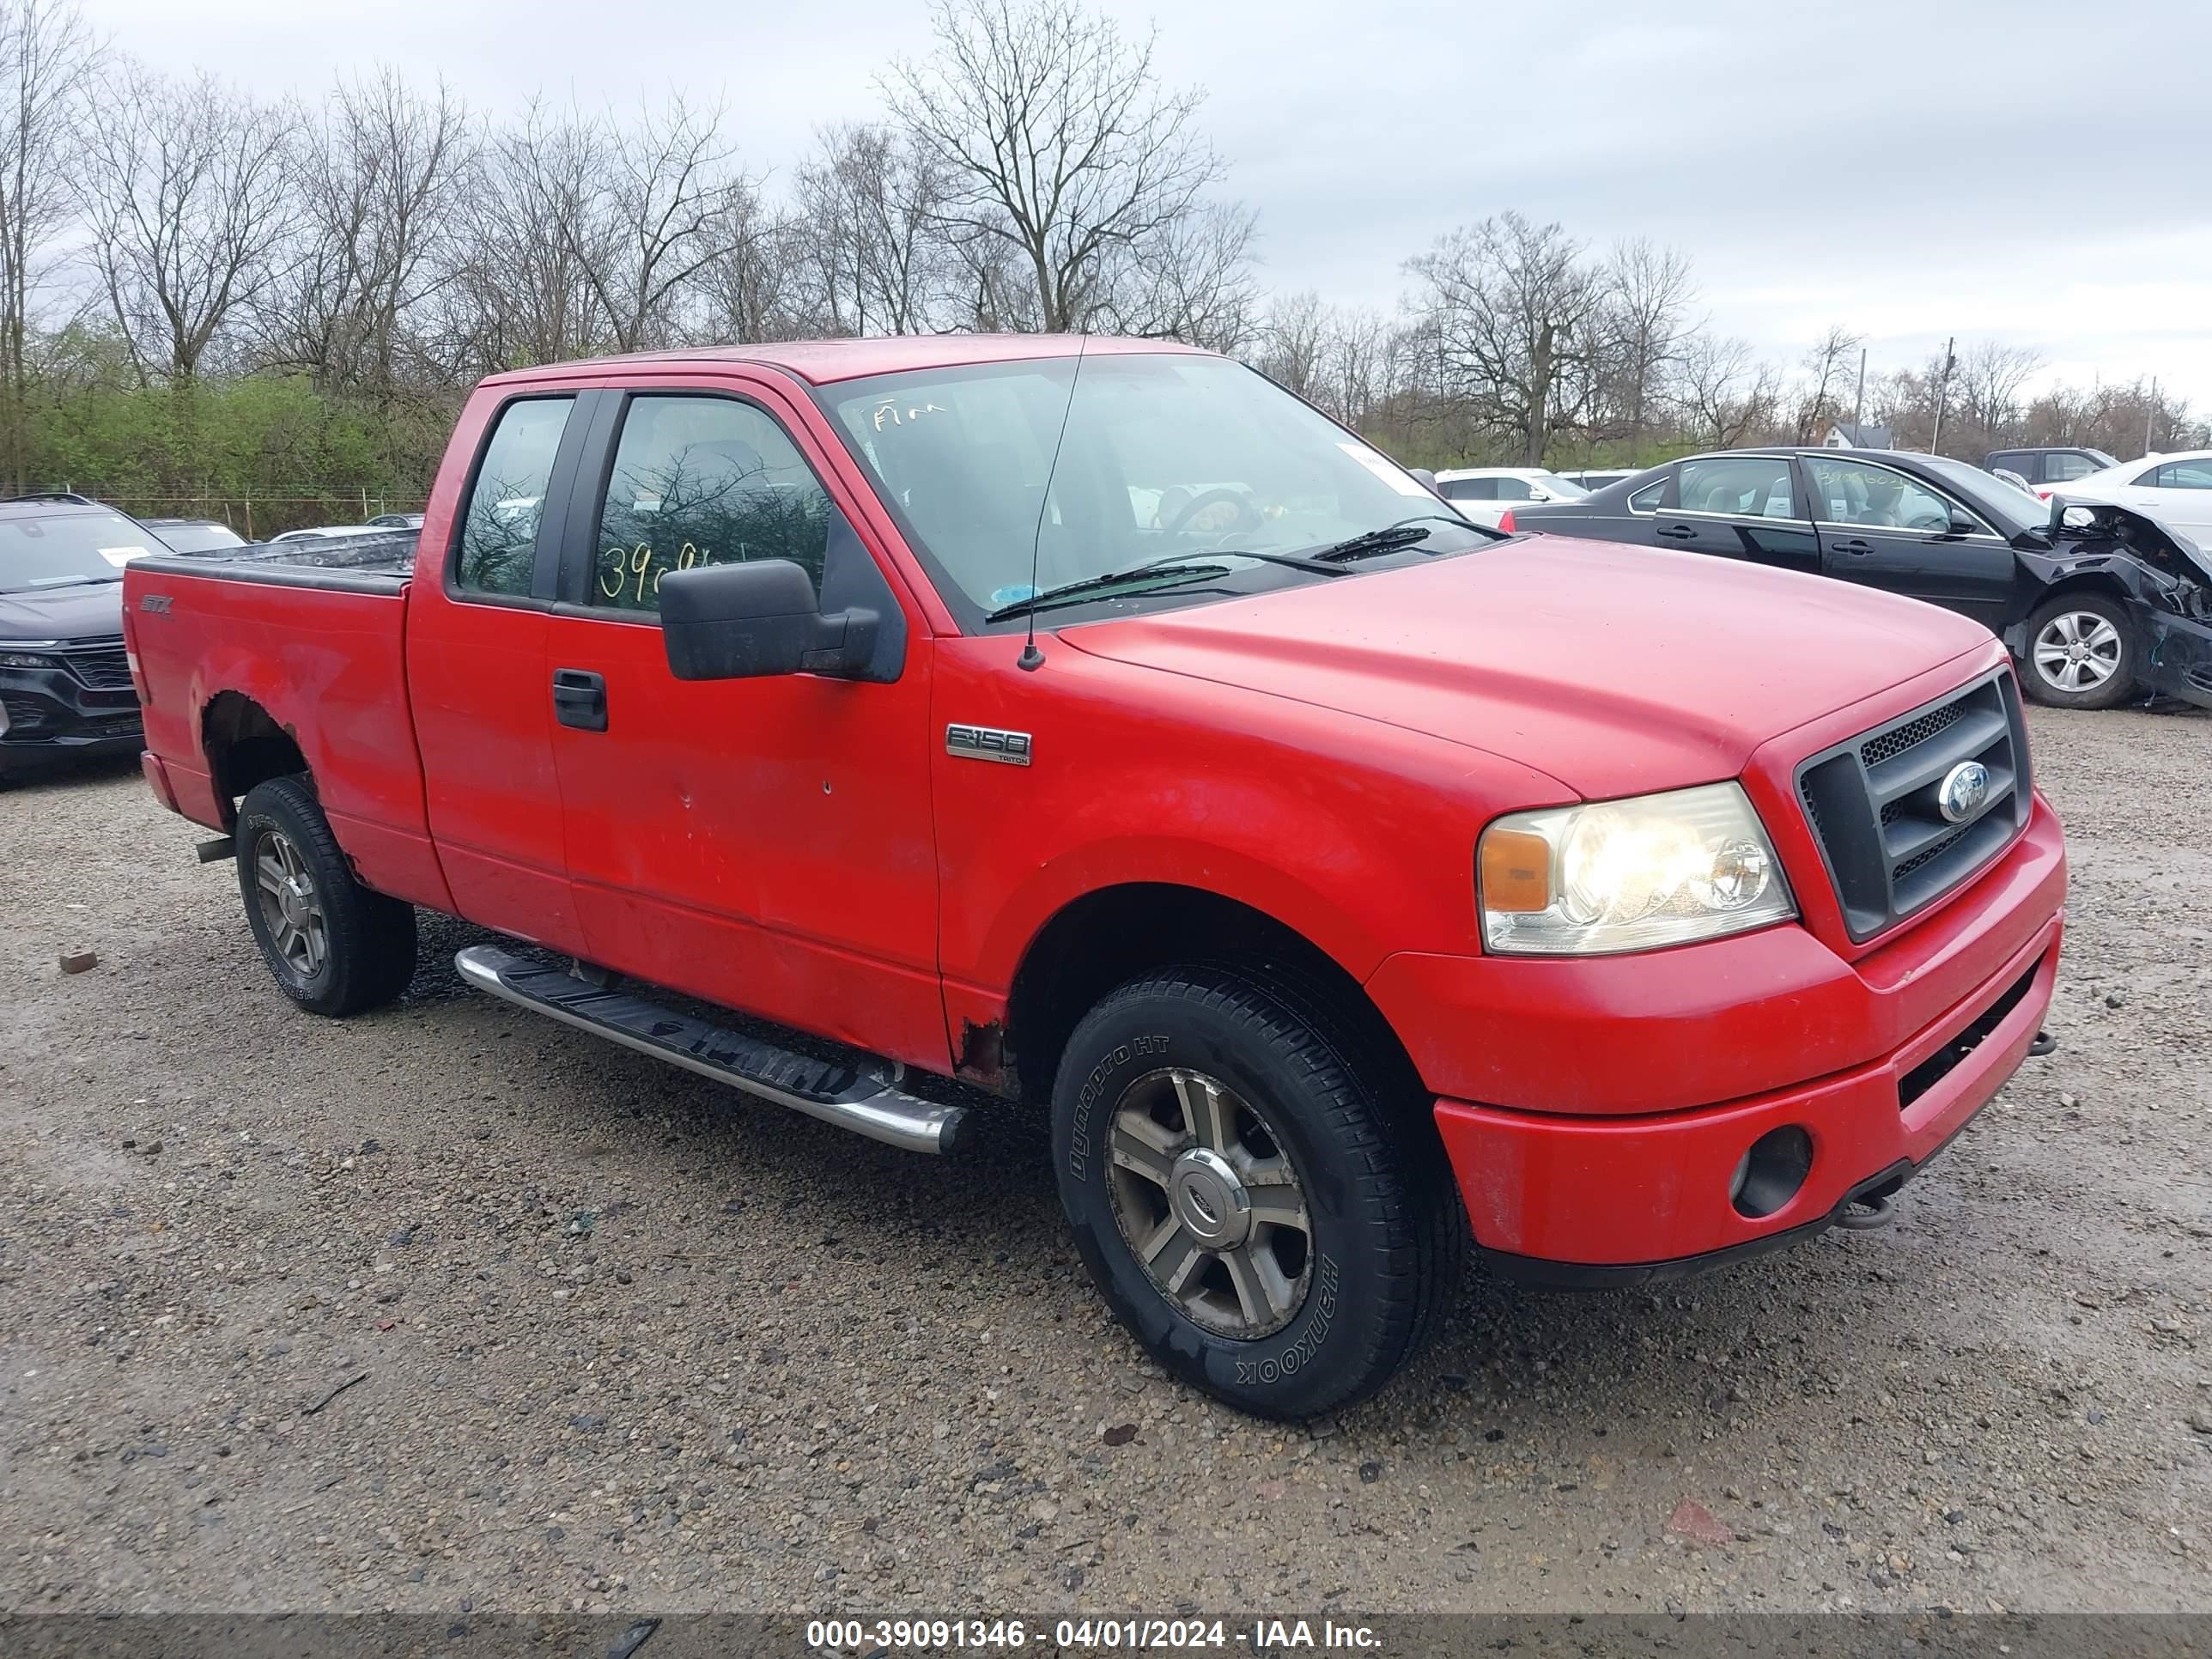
[1679,456,1796,519]
[2045,452,2099,482]
[455,397,574,597]
[590,396,832,615]
[1803,456,1959,532]
[1439,477,1495,501]
[816,353,1488,627]
[1492,476,1534,501]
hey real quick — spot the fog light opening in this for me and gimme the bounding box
[1729,1125,1814,1219]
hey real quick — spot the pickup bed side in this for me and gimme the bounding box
[126,555,453,915]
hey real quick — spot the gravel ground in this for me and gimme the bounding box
[2,703,2208,1620]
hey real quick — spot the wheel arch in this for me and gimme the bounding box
[1000,881,1427,1121]
[201,690,309,827]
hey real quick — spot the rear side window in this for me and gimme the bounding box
[1627,477,1666,511]
[2153,459,2212,489]
[590,396,832,614]
[1680,456,1796,519]
[455,397,574,597]
[1439,477,1494,501]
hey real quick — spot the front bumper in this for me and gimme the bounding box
[2143,607,2212,709]
[0,661,143,773]
[1374,796,2065,1273]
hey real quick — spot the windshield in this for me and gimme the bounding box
[1917,455,2041,536]
[152,521,245,553]
[1529,472,1589,500]
[0,509,153,592]
[816,352,1487,626]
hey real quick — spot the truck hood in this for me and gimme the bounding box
[1058,535,1993,800]
[0,580,125,642]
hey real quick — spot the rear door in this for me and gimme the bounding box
[1649,453,1819,574]
[1802,453,2017,629]
[407,387,605,951]
[2124,457,2212,543]
[538,373,948,1073]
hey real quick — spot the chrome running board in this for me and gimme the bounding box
[453,945,967,1155]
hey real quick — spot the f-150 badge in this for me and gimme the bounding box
[945,724,1031,766]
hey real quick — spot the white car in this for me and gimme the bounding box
[270,524,405,543]
[1431,466,1589,526]
[2046,450,2212,546]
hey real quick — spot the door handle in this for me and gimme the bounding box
[1655,523,1697,541]
[1831,538,1875,556]
[552,668,607,732]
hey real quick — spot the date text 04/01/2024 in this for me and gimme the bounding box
[804,1618,1382,1651]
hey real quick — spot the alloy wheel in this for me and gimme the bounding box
[1104,1066,1313,1339]
[252,826,329,978]
[2033,610,2122,693]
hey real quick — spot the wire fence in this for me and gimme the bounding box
[24,489,430,541]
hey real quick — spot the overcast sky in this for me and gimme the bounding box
[83,0,2212,410]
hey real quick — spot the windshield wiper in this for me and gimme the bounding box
[984,549,1347,623]
[1309,514,1489,563]
[27,574,123,589]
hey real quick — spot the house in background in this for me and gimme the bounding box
[1824,421,1895,448]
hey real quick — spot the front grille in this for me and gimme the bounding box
[56,640,131,690]
[1796,672,2032,942]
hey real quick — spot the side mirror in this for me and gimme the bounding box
[658,558,879,682]
[1945,506,1978,537]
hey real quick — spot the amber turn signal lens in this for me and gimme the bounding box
[1480,828,1552,913]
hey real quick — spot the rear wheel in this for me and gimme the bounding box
[234,776,416,1016]
[2021,593,2138,709]
[1050,968,1458,1419]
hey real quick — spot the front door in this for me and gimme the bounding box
[1802,453,2018,630]
[540,380,947,1073]
[1650,453,1820,575]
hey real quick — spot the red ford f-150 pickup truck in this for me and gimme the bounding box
[124,336,2066,1418]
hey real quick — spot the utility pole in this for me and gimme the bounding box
[1851,347,1868,439]
[1929,337,1957,454]
[2145,378,2159,457]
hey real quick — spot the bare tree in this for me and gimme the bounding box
[1256,289,1328,400]
[1952,338,2043,448]
[693,193,813,344]
[1792,325,1864,445]
[0,0,96,487]
[571,94,745,354]
[1675,332,1778,449]
[260,69,471,392]
[1103,198,1257,350]
[1595,237,1695,449]
[883,0,1226,332]
[440,98,604,372]
[1407,213,1605,464]
[78,63,297,383]
[793,122,951,337]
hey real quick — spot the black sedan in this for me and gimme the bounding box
[1507,447,2212,711]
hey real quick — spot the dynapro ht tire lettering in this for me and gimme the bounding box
[1051,968,1457,1419]
[234,775,418,1018]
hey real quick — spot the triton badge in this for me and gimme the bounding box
[945,724,1032,766]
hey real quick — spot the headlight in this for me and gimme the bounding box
[1479,781,1795,955]
[0,650,61,669]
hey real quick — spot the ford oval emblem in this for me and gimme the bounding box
[1937,761,1990,823]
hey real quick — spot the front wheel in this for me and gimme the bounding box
[1050,969,1458,1419]
[234,775,417,1016]
[2021,593,2138,709]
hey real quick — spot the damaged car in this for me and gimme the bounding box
[1509,447,2212,711]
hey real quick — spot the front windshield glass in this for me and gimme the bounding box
[1530,472,1589,500]
[0,509,152,592]
[817,352,1486,626]
[1919,455,2039,535]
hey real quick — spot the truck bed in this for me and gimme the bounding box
[131,529,418,594]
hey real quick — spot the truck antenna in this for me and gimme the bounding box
[1018,331,1088,672]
